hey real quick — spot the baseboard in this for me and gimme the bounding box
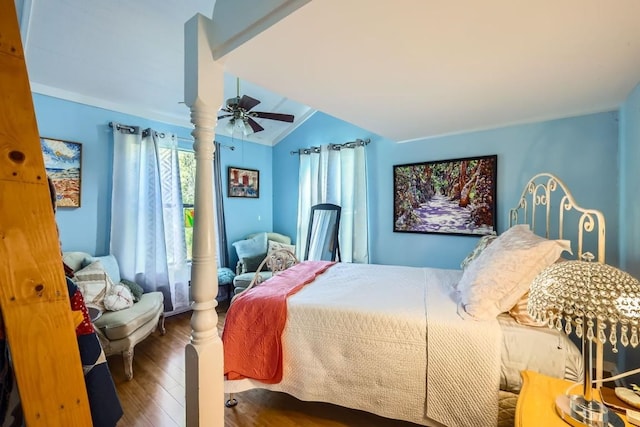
[164,306,192,318]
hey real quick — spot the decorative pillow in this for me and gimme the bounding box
[457,224,571,320]
[73,260,113,312]
[103,283,134,311]
[120,278,144,302]
[62,251,90,272]
[247,232,291,245]
[241,252,267,273]
[218,267,236,286]
[81,254,121,284]
[267,240,296,256]
[460,234,498,270]
[506,257,569,326]
[508,291,545,327]
[232,232,268,260]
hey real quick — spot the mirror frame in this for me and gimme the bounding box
[304,203,341,261]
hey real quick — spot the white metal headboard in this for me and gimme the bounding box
[509,173,606,264]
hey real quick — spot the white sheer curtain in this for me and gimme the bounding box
[110,125,189,312]
[296,143,369,263]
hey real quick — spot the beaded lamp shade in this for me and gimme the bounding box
[528,256,640,427]
[529,258,640,353]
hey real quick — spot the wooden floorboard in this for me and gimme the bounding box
[111,301,420,427]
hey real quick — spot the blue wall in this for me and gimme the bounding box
[216,135,274,267]
[34,93,623,272]
[274,111,620,269]
[32,88,640,375]
[620,83,640,277]
[618,83,640,376]
[33,94,273,266]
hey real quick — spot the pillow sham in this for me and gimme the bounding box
[103,283,135,311]
[267,240,296,256]
[508,291,545,327]
[232,232,268,260]
[457,224,571,321]
[460,234,498,270]
[73,260,113,312]
[506,257,569,326]
[120,278,144,302]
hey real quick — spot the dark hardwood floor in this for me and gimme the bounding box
[110,300,420,426]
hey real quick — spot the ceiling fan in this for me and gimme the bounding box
[218,78,295,135]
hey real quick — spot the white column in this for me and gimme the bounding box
[182,3,311,424]
[184,14,224,427]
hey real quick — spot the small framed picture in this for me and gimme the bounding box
[228,166,259,198]
[393,154,497,236]
[41,137,82,208]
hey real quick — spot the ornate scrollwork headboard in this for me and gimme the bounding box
[509,173,606,263]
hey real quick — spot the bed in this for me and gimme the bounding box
[222,173,605,427]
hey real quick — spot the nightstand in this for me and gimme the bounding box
[515,370,630,427]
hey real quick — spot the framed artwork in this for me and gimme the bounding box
[393,154,497,236]
[228,166,259,198]
[40,137,82,208]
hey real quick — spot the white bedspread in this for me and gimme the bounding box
[425,268,501,427]
[225,263,501,426]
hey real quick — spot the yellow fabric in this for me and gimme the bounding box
[71,310,85,328]
[515,370,630,426]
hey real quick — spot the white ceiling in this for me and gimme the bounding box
[17,0,640,144]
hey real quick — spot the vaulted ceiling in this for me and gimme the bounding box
[16,0,640,145]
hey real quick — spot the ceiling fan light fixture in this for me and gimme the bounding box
[227,118,254,136]
[217,78,294,135]
[225,96,240,108]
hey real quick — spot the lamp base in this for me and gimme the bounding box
[555,395,624,427]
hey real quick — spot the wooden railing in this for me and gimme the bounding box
[0,2,92,424]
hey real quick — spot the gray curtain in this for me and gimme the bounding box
[213,141,229,268]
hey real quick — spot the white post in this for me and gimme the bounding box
[182,3,311,424]
[184,14,224,427]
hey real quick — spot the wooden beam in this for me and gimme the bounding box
[208,0,311,59]
[0,1,92,425]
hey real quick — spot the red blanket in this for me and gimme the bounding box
[222,261,335,383]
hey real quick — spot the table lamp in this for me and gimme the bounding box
[529,255,640,427]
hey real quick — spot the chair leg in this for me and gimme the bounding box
[123,349,134,381]
[158,312,166,335]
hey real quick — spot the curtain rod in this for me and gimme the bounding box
[176,136,235,151]
[290,138,371,155]
[108,122,235,150]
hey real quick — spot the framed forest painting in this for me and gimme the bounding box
[41,137,82,208]
[393,155,497,236]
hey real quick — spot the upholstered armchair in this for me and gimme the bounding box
[63,251,165,381]
[231,232,294,295]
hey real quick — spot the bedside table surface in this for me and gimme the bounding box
[515,370,630,427]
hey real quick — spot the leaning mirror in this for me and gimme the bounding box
[305,203,341,261]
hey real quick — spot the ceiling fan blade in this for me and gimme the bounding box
[247,117,265,133]
[239,95,261,111]
[218,114,233,120]
[253,111,295,123]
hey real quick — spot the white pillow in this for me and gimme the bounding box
[73,260,113,312]
[232,232,268,260]
[457,225,571,320]
[104,283,135,311]
[267,240,296,255]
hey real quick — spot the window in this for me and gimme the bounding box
[176,149,223,266]
[178,150,196,260]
